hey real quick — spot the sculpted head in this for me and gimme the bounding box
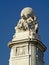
[21,7,35,19]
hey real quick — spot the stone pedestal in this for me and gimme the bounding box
[8,39,46,65]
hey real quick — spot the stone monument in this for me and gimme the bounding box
[8,7,46,65]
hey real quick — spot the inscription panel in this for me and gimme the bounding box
[16,46,28,56]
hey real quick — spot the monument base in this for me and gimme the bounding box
[8,39,46,65]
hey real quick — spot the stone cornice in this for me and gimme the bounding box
[8,39,47,52]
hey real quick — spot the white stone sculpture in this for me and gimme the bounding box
[8,7,46,65]
[12,7,40,41]
[15,7,38,33]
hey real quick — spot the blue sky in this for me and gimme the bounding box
[0,0,49,65]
